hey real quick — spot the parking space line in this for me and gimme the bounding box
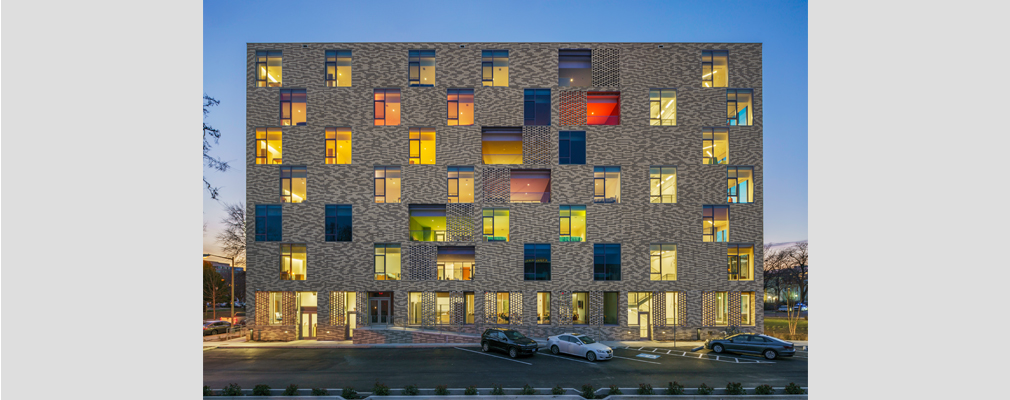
[453,347,533,365]
[666,350,671,354]
[611,346,774,364]
[537,352,598,365]
[611,355,661,364]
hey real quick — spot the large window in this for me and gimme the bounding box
[649,89,677,125]
[702,50,728,88]
[558,49,591,87]
[703,205,729,242]
[524,89,551,126]
[560,205,586,242]
[409,128,436,165]
[665,292,680,325]
[649,244,677,281]
[496,292,510,324]
[728,244,754,281]
[374,166,401,203]
[280,166,307,203]
[559,131,586,164]
[374,89,401,126]
[726,89,753,126]
[703,128,729,165]
[741,292,755,326]
[256,50,282,87]
[409,204,446,242]
[537,292,550,325]
[267,292,284,324]
[280,89,306,126]
[437,246,474,281]
[374,243,401,280]
[603,292,618,325]
[325,205,352,242]
[408,292,422,325]
[628,292,652,327]
[571,292,588,324]
[255,205,282,241]
[727,166,754,204]
[466,292,475,324]
[280,244,307,280]
[325,127,352,164]
[650,166,677,203]
[482,208,510,242]
[447,166,474,203]
[482,50,509,86]
[715,291,729,326]
[481,127,523,164]
[255,128,283,164]
[511,169,551,203]
[447,89,474,126]
[523,244,551,281]
[593,166,621,203]
[593,244,621,281]
[408,49,435,86]
[587,92,620,125]
[325,50,351,87]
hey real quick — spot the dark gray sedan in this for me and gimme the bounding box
[705,333,795,360]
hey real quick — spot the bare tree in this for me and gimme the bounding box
[203,261,231,320]
[216,202,246,269]
[763,242,809,336]
[204,95,230,200]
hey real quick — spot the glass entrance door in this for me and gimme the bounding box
[370,298,390,325]
[638,312,650,339]
[300,312,316,339]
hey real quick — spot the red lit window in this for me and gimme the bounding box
[586,92,620,125]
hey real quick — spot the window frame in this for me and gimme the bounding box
[727,166,754,204]
[325,127,352,165]
[715,291,729,326]
[728,243,754,281]
[447,88,474,126]
[586,91,621,125]
[703,205,730,242]
[255,204,282,242]
[255,128,283,165]
[255,50,282,87]
[524,89,551,126]
[324,50,352,87]
[408,127,436,165]
[726,89,754,126]
[325,204,352,242]
[482,208,509,242]
[559,131,586,164]
[373,166,401,203]
[702,50,729,88]
[649,243,677,281]
[280,243,307,281]
[373,88,401,126]
[279,89,306,126]
[536,292,551,325]
[482,50,509,86]
[741,292,756,326]
[373,243,401,280]
[593,243,622,281]
[603,291,619,325]
[649,88,677,126]
[447,166,474,203]
[571,291,589,324]
[593,166,621,203]
[702,127,730,165]
[523,243,551,281]
[279,165,307,203]
[559,205,586,242]
[408,49,435,87]
[649,166,677,203]
[558,49,592,87]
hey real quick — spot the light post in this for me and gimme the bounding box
[204,253,235,329]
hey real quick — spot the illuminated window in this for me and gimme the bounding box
[559,205,586,242]
[511,169,551,203]
[665,292,680,325]
[587,92,620,125]
[325,127,352,164]
[537,292,551,324]
[408,292,422,324]
[437,246,474,281]
[267,292,284,324]
[559,131,586,164]
[325,50,351,87]
[374,89,401,126]
[524,244,551,281]
[741,292,756,326]
[715,291,729,326]
[703,205,729,242]
[524,89,551,126]
[727,166,754,204]
[649,244,677,281]
[409,204,446,242]
[255,205,282,241]
[408,49,435,86]
[628,292,651,327]
[495,292,510,324]
[255,128,283,164]
[280,243,307,280]
[726,89,753,126]
[559,49,591,87]
[280,89,306,126]
[466,292,475,324]
[408,128,436,164]
[482,50,509,86]
[447,89,474,126]
[447,166,474,203]
[481,127,523,164]
[728,244,754,281]
[374,166,401,203]
[482,208,510,242]
[649,89,676,125]
[593,243,621,281]
[593,166,621,203]
[374,243,401,280]
[702,50,728,87]
[650,166,677,203]
[325,205,352,242]
[280,166,307,203]
[603,292,618,325]
[703,128,729,165]
[571,292,588,324]
[256,50,282,87]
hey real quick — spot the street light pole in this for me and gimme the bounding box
[204,253,236,330]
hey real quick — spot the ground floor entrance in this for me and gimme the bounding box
[298,291,318,340]
[368,292,393,326]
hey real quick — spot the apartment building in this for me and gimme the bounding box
[245,43,763,343]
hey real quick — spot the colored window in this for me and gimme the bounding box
[703,205,730,242]
[511,169,551,204]
[523,244,551,281]
[728,244,754,281]
[649,89,677,125]
[727,166,754,203]
[374,166,401,203]
[280,243,307,280]
[650,244,677,281]
[267,292,284,324]
[650,166,677,203]
[593,243,621,281]
[482,50,509,86]
[726,89,753,126]
[447,89,474,126]
[524,89,551,126]
[559,205,586,242]
[587,91,620,125]
[374,243,401,280]
[571,292,589,324]
[325,205,352,242]
[325,50,351,87]
[255,128,282,164]
[703,128,729,165]
[437,246,475,281]
[409,204,446,242]
[481,127,523,164]
[255,205,282,242]
[256,50,282,87]
[628,292,652,326]
[603,292,618,325]
[559,49,591,87]
[409,128,436,165]
[715,291,729,326]
[702,50,728,87]
[408,292,422,324]
[325,127,352,164]
[280,166,307,203]
[447,166,474,203]
[482,208,510,242]
[409,49,435,86]
[537,292,551,325]
[495,292,510,324]
[374,89,401,126]
[280,89,306,126]
[559,131,586,164]
[593,166,621,203]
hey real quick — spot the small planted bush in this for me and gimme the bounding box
[403,384,419,396]
[552,385,566,395]
[580,384,596,399]
[697,383,714,395]
[490,384,505,396]
[342,387,359,399]
[666,381,685,395]
[637,383,654,395]
[253,384,272,396]
[311,387,329,396]
[464,385,478,395]
[283,384,299,396]
[754,384,775,395]
[784,382,806,395]
[435,385,450,396]
[725,382,746,395]
[608,385,623,395]
[221,383,242,396]
[203,385,214,396]
[373,382,391,396]
[519,384,537,395]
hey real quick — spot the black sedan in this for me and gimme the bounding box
[705,333,795,360]
[480,328,539,358]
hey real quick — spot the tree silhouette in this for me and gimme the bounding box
[204,95,230,200]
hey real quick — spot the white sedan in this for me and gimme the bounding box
[546,333,613,361]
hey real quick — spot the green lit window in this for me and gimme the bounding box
[409,204,446,242]
[482,208,510,242]
[559,205,586,242]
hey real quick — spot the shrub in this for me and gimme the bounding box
[551,385,566,395]
[666,381,685,395]
[253,384,272,396]
[490,384,505,396]
[435,385,450,396]
[754,384,774,395]
[403,384,419,396]
[311,388,329,396]
[608,385,623,395]
[203,385,214,396]
[637,383,654,395]
[725,382,746,395]
[221,383,242,396]
[342,387,359,399]
[784,382,806,395]
[697,383,713,395]
[372,382,390,396]
[580,384,596,399]
[519,384,537,395]
[283,384,299,396]
[464,385,478,395]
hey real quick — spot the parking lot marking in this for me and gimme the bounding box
[666,350,671,354]
[537,352,598,365]
[652,349,658,352]
[612,355,661,364]
[612,346,775,364]
[453,347,533,365]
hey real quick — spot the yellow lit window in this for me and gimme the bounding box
[409,128,436,164]
[650,166,676,203]
[255,128,282,164]
[482,50,509,87]
[665,292,680,325]
[408,292,422,324]
[702,50,728,87]
[703,128,729,165]
[374,166,401,203]
[649,89,676,125]
[727,89,753,126]
[560,205,586,242]
[628,292,651,328]
[448,166,474,203]
[374,243,401,280]
[537,292,551,324]
[325,127,351,164]
[482,208,509,242]
[325,50,351,87]
[728,244,754,281]
[280,89,306,126]
[650,244,677,280]
[741,292,755,325]
[256,51,282,87]
[727,166,754,204]
[374,89,400,126]
[715,291,729,326]
[280,243,306,280]
[572,292,589,325]
[280,166,307,203]
[437,246,475,281]
[267,292,284,324]
[409,204,446,242]
[593,166,620,203]
[409,50,435,86]
[447,89,474,126]
[481,127,523,164]
[703,205,729,242]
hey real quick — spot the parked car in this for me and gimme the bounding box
[777,305,789,312]
[705,333,795,360]
[795,303,808,311]
[480,328,539,358]
[547,333,613,361]
[203,320,232,336]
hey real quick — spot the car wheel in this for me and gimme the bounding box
[551,345,560,355]
[763,349,778,360]
[586,352,597,362]
[712,344,725,353]
[481,342,490,352]
[509,347,519,358]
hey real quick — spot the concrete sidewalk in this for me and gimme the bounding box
[205,337,807,350]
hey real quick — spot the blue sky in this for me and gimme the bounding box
[202,0,808,255]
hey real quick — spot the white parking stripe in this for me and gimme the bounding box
[453,347,533,365]
[611,355,661,364]
[666,350,671,354]
[537,352,598,365]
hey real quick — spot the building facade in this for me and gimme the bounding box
[245,42,763,342]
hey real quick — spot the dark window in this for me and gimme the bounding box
[325,205,352,242]
[280,89,306,126]
[524,89,551,125]
[482,50,509,86]
[559,131,586,164]
[603,292,618,325]
[325,50,352,87]
[559,49,591,87]
[255,205,282,241]
[524,244,551,281]
[593,243,621,281]
[256,50,282,87]
[409,49,435,86]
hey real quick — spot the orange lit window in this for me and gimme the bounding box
[409,128,436,164]
[325,127,351,164]
[587,92,620,125]
[482,127,523,164]
[447,89,474,126]
[280,89,306,126]
[255,128,282,164]
[325,50,351,87]
[256,51,282,87]
[374,89,401,126]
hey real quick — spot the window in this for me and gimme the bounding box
[481,127,523,164]
[523,89,551,126]
[558,49,591,87]
[665,292,680,325]
[715,291,729,326]
[408,292,421,324]
[325,205,352,242]
[408,49,435,86]
[727,166,754,203]
[728,244,754,281]
[374,243,401,280]
[374,89,401,126]
[325,127,352,164]
[482,50,509,86]
[537,292,550,324]
[255,128,282,164]
[447,166,474,203]
[280,166,307,203]
[325,50,351,87]
[447,89,474,126]
[466,292,475,324]
[496,292,510,324]
[628,292,652,326]
[482,208,510,242]
[409,128,436,164]
[593,166,621,203]
[437,246,474,280]
[559,205,586,242]
[703,205,729,242]
[256,50,282,87]
[267,292,284,324]
[703,128,729,165]
[559,131,586,164]
[650,166,677,203]
[409,204,446,242]
[524,244,551,281]
[280,89,306,126]
[726,89,753,126]
[649,89,677,125]
[511,169,551,203]
[741,292,755,325]
[587,92,620,125]
[374,166,401,203]
[649,244,676,281]
[702,50,728,88]
[255,205,282,241]
[593,244,621,281]
[280,243,307,280]
[603,292,618,325]
[571,292,588,324]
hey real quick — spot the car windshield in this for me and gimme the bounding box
[503,331,526,340]
[576,335,596,344]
